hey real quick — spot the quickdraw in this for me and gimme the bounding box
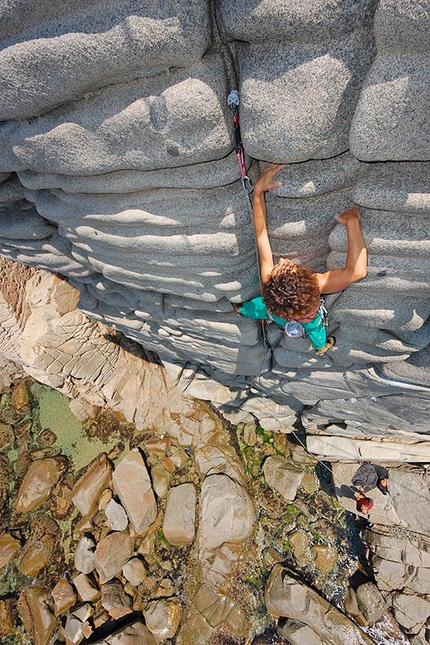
[227,90,253,194]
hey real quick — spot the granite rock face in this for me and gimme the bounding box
[0,2,429,451]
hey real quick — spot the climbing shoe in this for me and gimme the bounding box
[315,336,335,356]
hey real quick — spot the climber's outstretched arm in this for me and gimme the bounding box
[317,206,367,294]
[252,163,287,285]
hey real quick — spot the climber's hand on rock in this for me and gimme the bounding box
[254,163,287,196]
[336,205,361,225]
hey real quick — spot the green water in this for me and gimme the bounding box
[30,382,128,471]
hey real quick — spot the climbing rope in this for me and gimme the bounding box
[226,90,429,512]
[253,394,430,510]
[228,90,271,368]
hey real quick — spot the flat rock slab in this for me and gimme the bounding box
[332,462,412,528]
[262,456,303,501]
[112,448,157,534]
[199,473,255,552]
[163,483,196,546]
[265,564,376,645]
[93,532,133,584]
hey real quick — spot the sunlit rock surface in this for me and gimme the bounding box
[0,0,428,441]
[0,1,429,641]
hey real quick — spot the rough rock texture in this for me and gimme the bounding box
[112,448,157,534]
[265,565,375,645]
[0,0,428,443]
[0,3,430,642]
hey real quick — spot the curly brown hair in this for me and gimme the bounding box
[262,262,321,320]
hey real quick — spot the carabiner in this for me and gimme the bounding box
[242,176,253,194]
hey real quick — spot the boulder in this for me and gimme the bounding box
[104,498,129,532]
[163,483,196,546]
[143,598,181,640]
[17,586,57,645]
[15,457,67,513]
[93,531,133,584]
[51,577,76,615]
[73,573,101,603]
[265,565,376,645]
[199,473,255,552]
[112,448,157,534]
[101,580,133,620]
[74,534,96,575]
[0,533,20,569]
[92,620,157,645]
[122,557,148,587]
[262,456,303,501]
[72,454,112,519]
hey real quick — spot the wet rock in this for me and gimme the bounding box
[50,472,75,520]
[310,545,338,575]
[93,531,133,584]
[101,580,133,620]
[144,597,181,640]
[51,576,76,615]
[150,462,171,499]
[15,456,68,513]
[208,624,247,644]
[122,556,148,587]
[64,605,93,644]
[277,619,324,645]
[73,573,101,602]
[0,421,14,451]
[94,620,157,644]
[0,455,11,524]
[262,456,303,501]
[0,597,16,637]
[344,582,388,626]
[36,428,57,447]
[199,473,255,552]
[105,498,129,531]
[18,514,59,577]
[112,448,157,533]
[288,530,313,566]
[11,381,30,410]
[0,532,20,569]
[74,534,96,574]
[72,454,112,519]
[265,565,375,645]
[193,581,247,631]
[18,586,57,645]
[163,483,196,546]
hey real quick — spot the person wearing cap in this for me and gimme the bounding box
[355,492,374,515]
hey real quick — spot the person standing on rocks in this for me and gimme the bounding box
[351,462,389,495]
[235,163,368,355]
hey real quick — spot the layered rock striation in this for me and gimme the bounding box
[0,1,429,445]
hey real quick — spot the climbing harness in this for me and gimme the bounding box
[228,90,253,198]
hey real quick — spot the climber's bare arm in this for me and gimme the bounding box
[252,164,287,285]
[317,206,367,294]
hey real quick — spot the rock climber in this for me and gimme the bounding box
[235,163,368,355]
[351,462,389,496]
